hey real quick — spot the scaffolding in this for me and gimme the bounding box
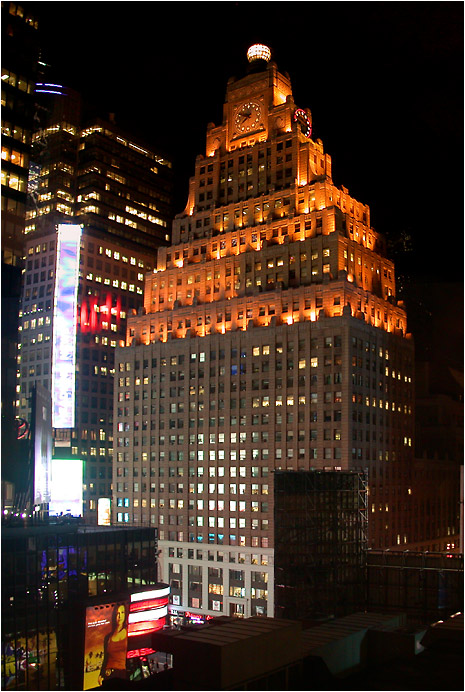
[366,549,464,624]
[274,470,368,621]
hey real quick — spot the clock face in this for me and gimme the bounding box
[293,108,312,138]
[234,101,263,134]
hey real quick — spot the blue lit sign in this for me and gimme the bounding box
[52,224,81,428]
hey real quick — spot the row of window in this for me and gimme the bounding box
[167,547,269,564]
[1,68,35,93]
[164,531,271,548]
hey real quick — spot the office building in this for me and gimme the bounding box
[1,0,40,266]
[115,45,414,620]
[17,107,174,521]
[1,3,41,498]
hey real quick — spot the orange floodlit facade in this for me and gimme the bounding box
[114,46,414,620]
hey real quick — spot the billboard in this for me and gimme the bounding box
[32,384,52,506]
[83,601,129,690]
[97,498,111,526]
[52,223,81,428]
[2,629,57,690]
[49,458,83,517]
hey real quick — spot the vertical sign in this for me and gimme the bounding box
[52,224,81,428]
[32,383,52,505]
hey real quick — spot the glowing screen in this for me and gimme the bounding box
[49,457,83,517]
[52,224,81,428]
[98,498,111,526]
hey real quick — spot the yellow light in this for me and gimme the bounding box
[310,311,316,322]
[286,316,293,325]
[247,44,271,63]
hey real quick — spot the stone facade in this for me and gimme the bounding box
[114,47,414,619]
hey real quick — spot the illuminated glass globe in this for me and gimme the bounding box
[247,44,271,63]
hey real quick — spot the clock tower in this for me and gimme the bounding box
[120,44,415,623]
[205,44,311,158]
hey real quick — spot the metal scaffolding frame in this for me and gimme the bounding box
[366,549,464,624]
[274,470,368,621]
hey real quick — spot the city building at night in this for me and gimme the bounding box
[1,0,39,267]
[1,524,162,690]
[1,2,41,498]
[16,106,174,521]
[114,45,415,621]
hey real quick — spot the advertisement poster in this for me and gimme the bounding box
[83,601,129,690]
[2,630,57,689]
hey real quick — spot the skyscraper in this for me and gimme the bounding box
[115,45,414,620]
[1,1,40,266]
[17,109,174,522]
[1,2,41,491]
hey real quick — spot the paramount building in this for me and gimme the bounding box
[114,45,414,620]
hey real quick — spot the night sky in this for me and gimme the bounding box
[32,2,463,283]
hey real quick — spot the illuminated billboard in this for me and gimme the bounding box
[128,586,170,637]
[83,601,129,690]
[98,498,111,526]
[52,223,81,428]
[49,458,83,517]
[32,384,52,506]
[2,629,57,690]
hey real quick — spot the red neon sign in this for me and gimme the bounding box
[128,591,169,637]
[127,648,156,659]
[130,597,168,613]
[79,292,122,333]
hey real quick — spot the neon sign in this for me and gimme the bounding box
[80,293,122,333]
[128,586,170,637]
[127,648,156,659]
[52,224,81,428]
[184,611,214,623]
